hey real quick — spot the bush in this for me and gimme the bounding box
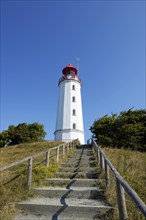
[90,109,146,151]
[0,122,46,147]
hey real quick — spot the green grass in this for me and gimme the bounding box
[0,141,67,220]
[101,147,146,220]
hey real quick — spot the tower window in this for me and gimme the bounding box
[73,109,76,115]
[72,85,75,90]
[73,123,76,129]
[72,96,75,102]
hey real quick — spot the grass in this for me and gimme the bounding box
[0,141,62,168]
[100,147,146,220]
[0,141,69,220]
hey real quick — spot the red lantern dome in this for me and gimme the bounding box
[58,64,81,85]
[62,64,78,75]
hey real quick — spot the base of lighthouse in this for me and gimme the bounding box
[54,129,85,145]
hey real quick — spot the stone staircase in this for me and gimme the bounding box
[14,145,114,220]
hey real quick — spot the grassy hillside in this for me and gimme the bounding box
[102,147,146,220]
[1,142,145,219]
[0,141,63,220]
[0,141,62,168]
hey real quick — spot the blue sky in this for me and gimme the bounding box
[1,0,145,142]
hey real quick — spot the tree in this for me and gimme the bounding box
[0,122,47,146]
[11,123,31,144]
[115,109,146,150]
[90,109,146,151]
[0,130,9,147]
[28,123,46,142]
[90,114,117,147]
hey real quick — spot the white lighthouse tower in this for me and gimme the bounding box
[54,64,85,144]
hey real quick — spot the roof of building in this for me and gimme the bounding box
[62,64,78,75]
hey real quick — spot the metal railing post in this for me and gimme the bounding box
[116,178,128,220]
[27,157,32,190]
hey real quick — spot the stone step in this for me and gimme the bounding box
[61,160,80,165]
[55,171,99,179]
[61,161,98,168]
[45,178,102,187]
[59,167,96,172]
[14,212,113,220]
[80,160,97,164]
[62,157,94,163]
[33,187,105,199]
[66,156,80,159]
[13,145,114,220]
[15,198,113,219]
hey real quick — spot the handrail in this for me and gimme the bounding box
[0,156,32,172]
[0,144,64,172]
[0,139,79,189]
[91,139,146,219]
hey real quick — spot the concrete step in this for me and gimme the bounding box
[13,145,114,220]
[33,187,105,199]
[14,212,113,220]
[15,198,113,219]
[59,167,96,173]
[59,167,78,172]
[45,178,102,187]
[55,171,99,179]
[79,160,97,165]
[14,208,114,220]
[62,157,94,163]
[61,161,98,168]
[61,161,79,165]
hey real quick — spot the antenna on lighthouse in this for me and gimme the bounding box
[76,57,80,74]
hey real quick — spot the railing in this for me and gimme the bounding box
[0,139,79,190]
[89,138,146,220]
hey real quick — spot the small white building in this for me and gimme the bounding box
[54,64,85,144]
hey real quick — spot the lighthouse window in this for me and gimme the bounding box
[72,96,75,102]
[73,109,76,115]
[73,123,76,129]
[72,85,75,90]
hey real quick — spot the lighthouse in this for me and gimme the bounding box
[54,64,85,144]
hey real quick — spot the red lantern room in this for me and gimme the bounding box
[62,64,78,76]
[59,64,81,85]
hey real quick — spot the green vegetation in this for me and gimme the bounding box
[100,147,146,220]
[0,122,46,147]
[90,109,146,151]
[90,108,146,218]
[0,141,63,219]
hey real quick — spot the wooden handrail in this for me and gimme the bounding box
[0,139,79,189]
[91,139,146,218]
[0,156,32,172]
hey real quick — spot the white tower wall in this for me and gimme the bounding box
[54,67,85,144]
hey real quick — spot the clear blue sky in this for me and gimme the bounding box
[1,0,145,142]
